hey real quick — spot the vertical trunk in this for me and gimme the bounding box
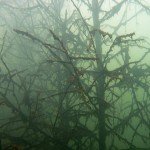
[92,0,106,150]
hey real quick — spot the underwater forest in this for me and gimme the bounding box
[0,0,150,150]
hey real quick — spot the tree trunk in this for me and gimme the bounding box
[92,0,106,149]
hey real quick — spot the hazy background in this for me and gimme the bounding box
[0,0,149,149]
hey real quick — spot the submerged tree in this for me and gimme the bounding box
[0,0,150,150]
